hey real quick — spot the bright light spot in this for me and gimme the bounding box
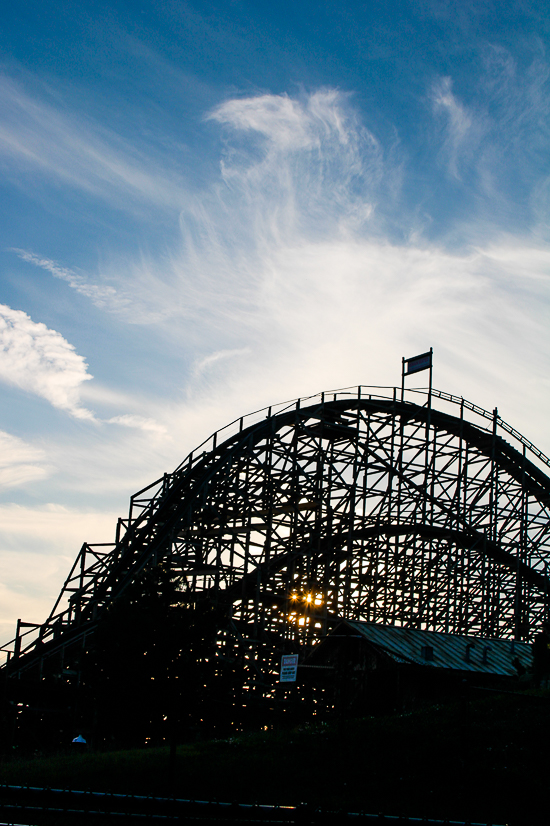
[314,597,322,605]
[306,594,312,603]
[298,617,305,626]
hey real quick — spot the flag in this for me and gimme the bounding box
[404,350,432,375]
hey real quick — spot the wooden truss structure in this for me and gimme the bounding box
[4,386,550,683]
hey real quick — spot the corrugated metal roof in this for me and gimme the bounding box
[340,621,532,676]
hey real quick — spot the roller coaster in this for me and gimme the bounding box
[3,384,550,687]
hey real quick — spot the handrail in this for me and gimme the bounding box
[422,388,550,471]
[172,384,550,478]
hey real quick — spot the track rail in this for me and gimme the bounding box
[0,785,503,825]
[426,388,550,470]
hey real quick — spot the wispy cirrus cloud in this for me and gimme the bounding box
[207,89,386,237]
[192,348,250,377]
[8,90,393,336]
[106,414,167,435]
[0,75,187,213]
[431,76,475,179]
[209,89,356,152]
[175,88,549,449]
[429,52,550,224]
[0,304,95,419]
[3,83,550,454]
[0,430,49,489]
[11,248,120,308]
[10,249,177,325]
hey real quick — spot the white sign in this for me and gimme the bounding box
[279,654,299,682]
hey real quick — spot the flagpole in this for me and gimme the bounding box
[428,346,433,410]
[401,357,405,402]
[425,347,433,529]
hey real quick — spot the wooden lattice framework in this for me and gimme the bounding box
[3,386,550,681]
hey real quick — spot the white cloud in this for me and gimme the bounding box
[0,502,118,549]
[10,249,173,324]
[209,88,371,157]
[0,304,95,419]
[207,89,383,229]
[8,91,387,338]
[181,93,549,448]
[0,75,186,213]
[211,94,312,150]
[106,414,167,435]
[14,87,542,452]
[0,430,49,488]
[193,347,250,377]
[2,87,547,455]
[12,248,120,308]
[431,76,476,179]
[0,503,119,645]
[429,54,550,219]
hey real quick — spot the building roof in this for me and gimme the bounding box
[326,621,533,677]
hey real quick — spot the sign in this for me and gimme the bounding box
[405,350,432,375]
[279,654,299,682]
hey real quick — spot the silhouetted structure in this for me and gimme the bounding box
[301,620,533,716]
[2,385,550,747]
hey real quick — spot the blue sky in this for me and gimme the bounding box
[0,0,549,641]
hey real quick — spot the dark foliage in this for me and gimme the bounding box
[3,692,550,825]
[81,565,231,748]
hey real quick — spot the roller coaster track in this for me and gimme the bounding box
[3,386,550,676]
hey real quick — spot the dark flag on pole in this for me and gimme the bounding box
[401,347,433,404]
[404,350,432,375]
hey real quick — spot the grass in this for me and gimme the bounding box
[1,691,548,825]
